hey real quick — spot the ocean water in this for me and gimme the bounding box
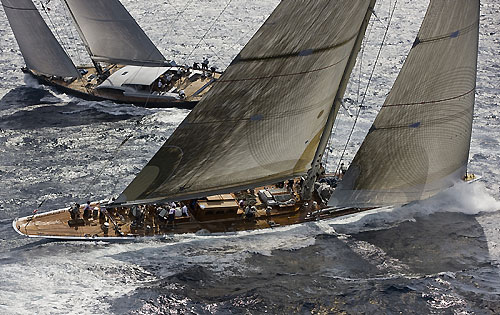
[1,0,499,314]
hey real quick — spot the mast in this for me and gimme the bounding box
[301,0,377,200]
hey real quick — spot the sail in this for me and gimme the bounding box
[1,0,79,78]
[63,0,166,66]
[329,0,480,208]
[116,0,374,204]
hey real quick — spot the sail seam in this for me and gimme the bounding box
[216,55,349,83]
[179,102,328,125]
[373,106,473,131]
[417,21,478,45]
[233,33,358,63]
[384,87,475,107]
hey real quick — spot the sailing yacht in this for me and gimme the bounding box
[1,0,220,108]
[13,0,480,240]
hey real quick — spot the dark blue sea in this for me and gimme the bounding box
[1,0,499,314]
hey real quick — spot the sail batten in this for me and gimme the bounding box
[2,0,79,78]
[117,0,374,204]
[63,0,166,66]
[329,0,480,208]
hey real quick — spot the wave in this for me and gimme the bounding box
[327,181,500,235]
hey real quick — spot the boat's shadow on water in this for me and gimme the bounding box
[0,86,136,129]
[107,211,500,314]
[0,86,61,108]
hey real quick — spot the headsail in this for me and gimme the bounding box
[2,0,79,78]
[62,0,166,66]
[117,0,375,205]
[329,0,480,207]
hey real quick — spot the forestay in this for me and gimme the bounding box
[117,0,373,204]
[62,0,166,66]
[329,0,480,207]
[1,0,79,78]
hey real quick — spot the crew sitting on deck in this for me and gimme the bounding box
[202,57,209,70]
[100,204,108,222]
[92,206,99,219]
[181,204,188,217]
[245,206,257,218]
[152,78,161,92]
[157,79,163,92]
[166,73,173,84]
[70,203,80,220]
[266,206,272,217]
[83,201,91,219]
[168,207,176,226]
[157,206,168,224]
[339,163,347,178]
[319,163,326,178]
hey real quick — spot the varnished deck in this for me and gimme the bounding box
[17,175,477,241]
[13,182,376,241]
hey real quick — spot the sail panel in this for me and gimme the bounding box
[117,0,373,204]
[329,0,480,207]
[2,0,79,78]
[64,0,165,66]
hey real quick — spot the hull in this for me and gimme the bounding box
[12,176,478,241]
[12,206,377,241]
[12,180,376,241]
[12,174,480,241]
[23,66,221,109]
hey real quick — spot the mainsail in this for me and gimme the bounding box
[1,0,79,78]
[117,0,375,204]
[62,0,166,66]
[329,0,480,207]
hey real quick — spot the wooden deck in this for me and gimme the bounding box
[13,181,376,241]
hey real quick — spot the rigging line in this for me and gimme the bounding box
[328,34,370,171]
[31,196,49,215]
[83,118,144,201]
[39,1,88,90]
[328,2,377,173]
[126,0,194,71]
[214,9,271,62]
[354,1,378,109]
[181,0,234,67]
[335,0,398,175]
[57,0,85,66]
[29,190,63,218]
[115,0,197,108]
[152,0,194,61]
[39,1,71,60]
[216,55,349,83]
[164,0,226,67]
[384,88,476,107]
[54,0,92,93]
